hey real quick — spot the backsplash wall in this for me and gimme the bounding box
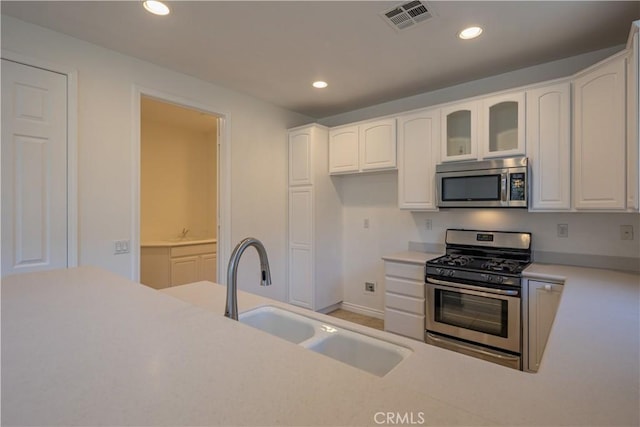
[338,172,640,316]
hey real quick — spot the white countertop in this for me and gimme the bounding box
[2,264,639,426]
[141,237,217,247]
[382,250,442,264]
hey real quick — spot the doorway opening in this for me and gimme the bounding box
[138,96,220,289]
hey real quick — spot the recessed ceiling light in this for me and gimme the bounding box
[312,81,328,89]
[143,0,170,16]
[458,26,483,40]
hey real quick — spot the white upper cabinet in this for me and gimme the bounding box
[627,26,639,211]
[440,92,525,162]
[440,100,479,162]
[397,108,440,210]
[573,54,627,210]
[482,92,526,158]
[328,126,359,174]
[527,82,571,211]
[360,119,397,171]
[329,118,396,174]
[288,127,313,186]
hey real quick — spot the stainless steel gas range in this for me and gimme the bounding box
[425,229,531,370]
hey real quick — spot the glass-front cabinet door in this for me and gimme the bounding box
[482,92,526,158]
[440,100,479,162]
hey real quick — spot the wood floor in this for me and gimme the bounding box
[326,309,384,331]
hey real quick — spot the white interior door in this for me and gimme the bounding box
[1,59,68,277]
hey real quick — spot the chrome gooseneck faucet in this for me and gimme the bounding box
[225,237,272,320]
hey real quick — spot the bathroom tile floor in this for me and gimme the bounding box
[326,309,384,331]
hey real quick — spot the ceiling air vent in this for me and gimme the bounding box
[381,1,433,32]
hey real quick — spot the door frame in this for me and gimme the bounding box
[131,86,231,284]
[1,49,79,272]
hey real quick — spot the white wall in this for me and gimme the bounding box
[1,16,312,302]
[339,173,640,314]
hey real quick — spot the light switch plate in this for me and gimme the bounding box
[114,240,130,254]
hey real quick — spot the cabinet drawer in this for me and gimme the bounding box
[384,308,425,341]
[171,243,217,258]
[385,292,425,315]
[385,277,424,298]
[384,262,424,281]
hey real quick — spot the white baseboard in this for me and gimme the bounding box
[339,302,384,320]
[316,302,342,314]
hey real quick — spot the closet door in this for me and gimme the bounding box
[1,59,68,276]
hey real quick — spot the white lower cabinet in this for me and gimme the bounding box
[524,279,564,372]
[384,261,425,341]
[141,243,217,289]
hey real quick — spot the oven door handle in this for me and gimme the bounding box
[426,277,520,297]
[426,333,521,364]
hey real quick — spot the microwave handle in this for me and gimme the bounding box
[501,172,508,202]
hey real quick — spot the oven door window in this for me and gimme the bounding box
[434,288,508,337]
[441,174,501,201]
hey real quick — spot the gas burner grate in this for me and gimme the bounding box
[481,259,522,273]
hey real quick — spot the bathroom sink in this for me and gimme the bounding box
[307,329,412,377]
[239,306,316,344]
[238,305,412,377]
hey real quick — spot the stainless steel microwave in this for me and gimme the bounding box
[436,157,528,208]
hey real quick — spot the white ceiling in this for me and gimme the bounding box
[2,1,639,119]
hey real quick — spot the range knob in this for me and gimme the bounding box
[435,268,444,275]
[494,276,504,284]
[446,270,455,277]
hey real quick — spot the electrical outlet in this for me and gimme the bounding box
[364,281,376,293]
[557,224,569,238]
[364,218,370,229]
[425,219,432,230]
[114,240,130,254]
[620,225,634,240]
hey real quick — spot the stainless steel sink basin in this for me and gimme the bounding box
[238,305,412,376]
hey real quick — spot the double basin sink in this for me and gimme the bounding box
[239,306,412,377]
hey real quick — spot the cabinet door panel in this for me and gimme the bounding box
[441,101,479,162]
[527,83,571,210]
[329,127,359,174]
[628,34,639,211]
[385,277,425,298]
[289,130,312,186]
[289,187,313,246]
[398,110,440,210]
[360,119,396,171]
[289,247,313,309]
[527,280,563,372]
[384,308,424,340]
[200,253,217,282]
[573,57,626,210]
[385,292,424,314]
[482,92,526,158]
[171,256,199,286]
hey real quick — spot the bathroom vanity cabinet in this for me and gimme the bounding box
[141,241,217,289]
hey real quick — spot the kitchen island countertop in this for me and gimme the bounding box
[2,263,638,426]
